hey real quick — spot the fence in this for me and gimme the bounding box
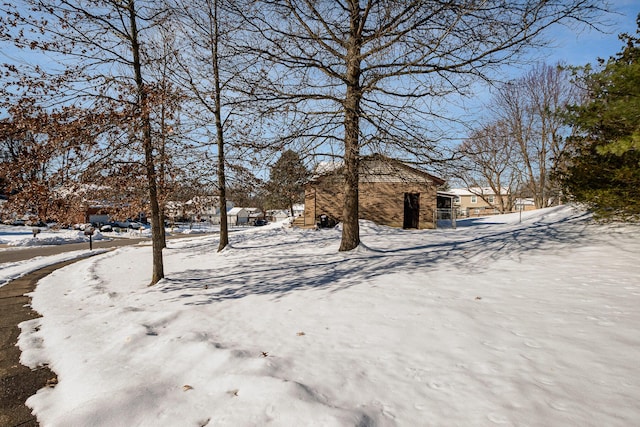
[435,208,457,229]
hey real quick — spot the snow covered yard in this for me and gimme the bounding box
[16,206,640,426]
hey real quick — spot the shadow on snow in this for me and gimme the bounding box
[156,210,594,305]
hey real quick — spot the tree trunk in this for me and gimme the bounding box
[339,6,362,252]
[128,0,164,285]
[340,125,360,251]
[158,113,167,249]
[144,131,165,285]
[159,206,166,248]
[217,121,229,251]
[212,0,229,252]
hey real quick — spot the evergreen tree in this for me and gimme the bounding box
[265,150,309,216]
[560,16,640,219]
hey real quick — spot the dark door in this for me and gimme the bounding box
[403,193,420,229]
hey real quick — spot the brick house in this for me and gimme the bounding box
[303,154,445,229]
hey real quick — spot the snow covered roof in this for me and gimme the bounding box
[310,154,444,185]
[515,198,536,206]
[226,207,247,215]
[313,160,343,175]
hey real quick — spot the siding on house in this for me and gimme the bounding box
[303,155,443,229]
[226,207,249,225]
[449,187,511,217]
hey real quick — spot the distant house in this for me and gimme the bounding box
[84,205,145,226]
[292,204,305,217]
[267,210,290,222]
[208,201,235,224]
[245,208,264,224]
[449,187,511,217]
[226,207,249,226]
[514,197,537,212]
[166,197,234,224]
[303,154,445,229]
[183,196,220,222]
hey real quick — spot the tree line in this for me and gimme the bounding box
[0,1,615,284]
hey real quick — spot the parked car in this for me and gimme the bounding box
[114,220,146,229]
[100,222,118,232]
[126,221,146,229]
[253,219,268,226]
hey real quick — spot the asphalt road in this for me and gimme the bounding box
[0,258,96,426]
[0,237,149,264]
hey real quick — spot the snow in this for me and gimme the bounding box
[0,222,220,248]
[0,250,109,288]
[0,226,110,286]
[8,206,640,426]
[0,225,107,247]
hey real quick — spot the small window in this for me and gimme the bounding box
[488,196,495,203]
[471,195,477,203]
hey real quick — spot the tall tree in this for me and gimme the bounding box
[169,0,261,252]
[265,150,310,216]
[241,1,609,251]
[4,0,173,284]
[559,16,640,219]
[457,63,578,210]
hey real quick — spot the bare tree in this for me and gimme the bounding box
[456,121,519,213]
[492,63,579,208]
[168,0,265,251]
[239,1,608,251]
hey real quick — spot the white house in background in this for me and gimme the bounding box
[292,204,304,217]
[226,207,249,226]
[165,197,234,224]
[267,210,290,222]
[514,197,536,212]
[245,208,264,224]
[449,187,511,217]
[208,201,235,224]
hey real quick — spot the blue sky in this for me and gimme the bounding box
[449,3,639,140]
[545,2,638,67]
